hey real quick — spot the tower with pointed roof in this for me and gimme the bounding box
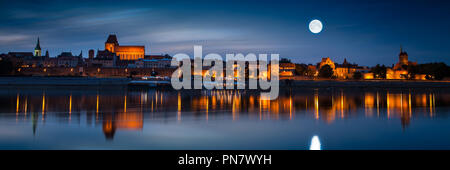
[103,34,145,60]
[105,34,119,52]
[34,37,42,56]
[399,45,408,65]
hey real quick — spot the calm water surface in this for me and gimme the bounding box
[1,86,449,150]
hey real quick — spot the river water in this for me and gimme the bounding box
[0,86,449,149]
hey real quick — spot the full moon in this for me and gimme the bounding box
[309,19,323,34]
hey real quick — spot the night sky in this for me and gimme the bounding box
[0,0,449,66]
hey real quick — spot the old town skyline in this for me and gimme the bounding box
[2,33,448,81]
[1,0,450,66]
[0,34,443,67]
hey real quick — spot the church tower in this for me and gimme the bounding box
[102,34,145,60]
[34,37,42,56]
[399,45,408,65]
[105,34,119,52]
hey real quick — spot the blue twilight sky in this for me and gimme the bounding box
[0,0,449,66]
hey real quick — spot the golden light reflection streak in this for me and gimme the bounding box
[259,98,262,120]
[206,96,209,121]
[268,97,271,120]
[42,92,46,117]
[177,92,181,122]
[314,92,319,120]
[69,94,72,121]
[161,92,163,106]
[238,93,241,120]
[96,94,99,121]
[305,98,308,113]
[376,92,380,117]
[232,94,236,121]
[212,94,216,110]
[408,92,412,117]
[433,93,436,117]
[340,91,344,118]
[124,95,127,113]
[24,97,28,118]
[220,91,224,110]
[16,93,19,117]
[155,91,158,110]
[400,92,403,115]
[429,93,433,117]
[387,91,390,119]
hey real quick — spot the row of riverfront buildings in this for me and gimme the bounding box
[303,46,426,80]
[0,34,173,69]
[0,34,425,80]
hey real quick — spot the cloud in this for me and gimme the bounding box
[124,28,240,43]
[62,8,153,28]
[0,34,31,44]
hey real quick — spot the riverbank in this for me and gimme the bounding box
[0,76,130,86]
[284,80,450,88]
[0,76,449,88]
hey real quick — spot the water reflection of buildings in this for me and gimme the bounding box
[102,111,143,140]
[100,94,144,140]
[363,91,438,128]
[165,89,441,129]
[9,88,445,139]
[12,89,145,139]
[300,90,438,128]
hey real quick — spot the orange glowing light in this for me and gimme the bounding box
[124,95,127,113]
[69,94,72,115]
[16,93,19,114]
[96,94,99,113]
[314,93,319,120]
[41,92,46,119]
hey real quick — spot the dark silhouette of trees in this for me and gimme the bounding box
[353,71,362,80]
[409,63,450,80]
[280,58,291,63]
[370,64,387,79]
[318,65,334,78]
[0,58,14,75]
[295,63,307,76]
[129,71,138,78]
[306,67,316,77]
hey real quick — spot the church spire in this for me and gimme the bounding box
[35,37,41,50]
[400,45,403,53]
[34,37,42,56]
